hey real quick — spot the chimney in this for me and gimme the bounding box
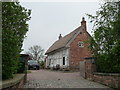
[59,34,62,40]
[81,17,86,31]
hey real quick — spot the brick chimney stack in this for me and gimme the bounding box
[81,17,86,31]
[59,34,62,40]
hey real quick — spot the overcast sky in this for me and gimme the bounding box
[20,1,100,54]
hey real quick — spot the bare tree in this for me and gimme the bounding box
[27,45,44,61]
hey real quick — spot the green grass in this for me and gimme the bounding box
[27,70,31,73]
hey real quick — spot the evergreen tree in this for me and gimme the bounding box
[2,2,31,79]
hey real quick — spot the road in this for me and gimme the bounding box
[24,70,111,88]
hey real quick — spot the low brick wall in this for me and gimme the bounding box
[2,74,26,90]
[84,59,120,89]
[92,72,120,89]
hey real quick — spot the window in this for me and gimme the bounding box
[78,41,84,48]
[63,57,65,65]
[49,59,51,65]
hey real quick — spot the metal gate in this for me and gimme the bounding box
[80,61,85,78]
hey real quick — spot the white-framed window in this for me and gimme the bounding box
[78,41,84,48]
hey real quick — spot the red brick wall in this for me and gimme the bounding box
[85,59,120,89]
[69,29,92,69]
[92,73,120,89]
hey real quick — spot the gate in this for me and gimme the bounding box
[79,61,86,78]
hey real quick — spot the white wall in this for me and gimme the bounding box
[46,48,69,68]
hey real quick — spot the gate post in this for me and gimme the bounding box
[84,57,96,80]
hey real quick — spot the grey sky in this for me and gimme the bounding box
[20,2,100,54]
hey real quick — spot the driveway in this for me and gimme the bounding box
[24,70,111,88]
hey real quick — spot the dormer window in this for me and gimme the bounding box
[78,41,84,48]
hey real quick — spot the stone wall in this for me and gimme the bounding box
[2,74,26,90]
[84,59,120,89]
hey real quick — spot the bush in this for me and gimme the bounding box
[88,1,120,73]
[96,54,120,73]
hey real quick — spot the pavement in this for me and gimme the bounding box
[23,69,112,88]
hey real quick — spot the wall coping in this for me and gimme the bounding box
[93,72,120,77]
[2,74,25,89]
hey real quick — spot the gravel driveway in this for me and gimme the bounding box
[23,70,111,88]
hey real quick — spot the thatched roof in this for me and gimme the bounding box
[45,26,82,54]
